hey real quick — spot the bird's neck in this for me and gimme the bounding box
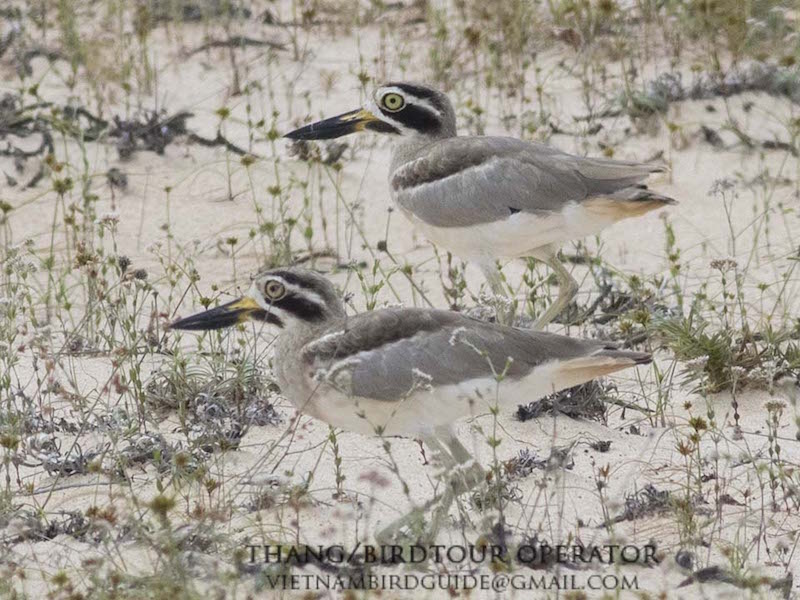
[390,132,455,172]
[274,313,333,355]
[278,301,344,341]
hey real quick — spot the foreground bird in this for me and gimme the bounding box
[170,267,651,543]
[285,82,675,327]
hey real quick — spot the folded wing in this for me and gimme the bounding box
[391,136,670,227]
[301,308,649,401]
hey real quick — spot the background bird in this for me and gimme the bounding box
[285,82,676,327]
[170,267,651,543]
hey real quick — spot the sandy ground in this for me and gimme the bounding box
[2,1,800,598]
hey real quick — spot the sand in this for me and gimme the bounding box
[1,1,799,598]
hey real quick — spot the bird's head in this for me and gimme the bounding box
[284,82,456,142]
[169,268,344,332]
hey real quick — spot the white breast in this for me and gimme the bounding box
[398,203,615,262]
[300,361,568,438]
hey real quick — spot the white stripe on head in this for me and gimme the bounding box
[249,276,328,312]
[366,85,443,136]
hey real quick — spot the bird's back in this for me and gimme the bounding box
[389,135,672,229]
[275,306,648,436]
[295,307,649,401]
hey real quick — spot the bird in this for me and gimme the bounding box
[170,267,652,544]
[284,82,676,327]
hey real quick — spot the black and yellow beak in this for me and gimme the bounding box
[169,297,271,331]
[284,108,397,140]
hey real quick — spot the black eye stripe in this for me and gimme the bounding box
[366,120,400,135]
[271,293,325,322]
[256,310,284,328]
[381,104,441,135]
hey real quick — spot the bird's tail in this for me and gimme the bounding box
[552,346,651,388]
[585,186,676,220]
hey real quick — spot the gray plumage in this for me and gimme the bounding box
[170,266,652,545]
[300,307,649,401]
[284,82,676,327]
[285,80,674,237]
[390,136,672,228]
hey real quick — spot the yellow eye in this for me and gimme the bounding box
[264,280,286,300]
[381,93,405,112]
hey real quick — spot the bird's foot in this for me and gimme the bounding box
[447,461,486,495]
[375,506,428,551]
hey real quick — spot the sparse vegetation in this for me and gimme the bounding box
[0,0,799,598]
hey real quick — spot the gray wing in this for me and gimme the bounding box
[390,136,666,227]
[301,308,608,401]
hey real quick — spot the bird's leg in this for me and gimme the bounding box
[478,261,515,325]
[420,429,485,544]
[426,486,456,545]
[533,254,579,330]
[374,493,441,548]
[442,430,485,493]
[443,432,472,464]
[375,430,484,549]
[375,435,453,548]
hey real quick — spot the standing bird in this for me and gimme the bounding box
[285,82,675,327]
[170,267,651,543]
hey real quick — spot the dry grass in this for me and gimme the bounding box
[1,0,799,598]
